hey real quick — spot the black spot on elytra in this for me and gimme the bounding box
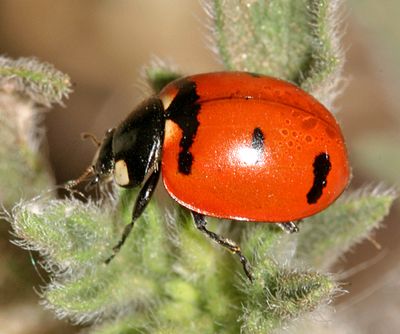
[252,127,265,151]
[166,79,200,175]
[178,151,193,175]
[307,153,332,204]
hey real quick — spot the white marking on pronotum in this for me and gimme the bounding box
[164,119,180,144]
[114,160,130,186]
[161,93,175,111]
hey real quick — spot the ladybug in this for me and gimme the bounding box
[69,72,350,281]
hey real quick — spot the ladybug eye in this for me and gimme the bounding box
[114,160,130,186]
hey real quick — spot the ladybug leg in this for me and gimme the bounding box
[191,212,254,282]
[105,168,161,264]
[277,221,300,233]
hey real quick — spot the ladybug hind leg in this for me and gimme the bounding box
[191,212,254,282]
[277,221,300,233]
[105,168,161,264]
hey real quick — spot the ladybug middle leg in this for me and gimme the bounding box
[191,212,254,282]
[105,168,161,264]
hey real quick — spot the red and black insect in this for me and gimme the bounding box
[69,72,350,281]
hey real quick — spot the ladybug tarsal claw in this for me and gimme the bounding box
[64,166,95,190]
[239,254,254,282]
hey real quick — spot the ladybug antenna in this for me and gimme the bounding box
[81,132,101,147]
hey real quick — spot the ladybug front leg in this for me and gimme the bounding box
[191,212,254,282]
[105,168,161,264]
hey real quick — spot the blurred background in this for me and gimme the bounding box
[0,1,399,333]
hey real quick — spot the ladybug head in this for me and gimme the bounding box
[66,97,165,191]
[65,128,116,191]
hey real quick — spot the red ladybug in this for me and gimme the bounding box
[70,72,350,280]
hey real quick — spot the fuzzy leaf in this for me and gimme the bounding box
[11,196,117,271]
[0,56,71,207]
[241,260,336,333]
[239,224,337,332]
[142,58,182,94]
[0,56,72,107]
[299,0,345,105]
[0,56,71,331]
[10,190,242,332]
[211,0,312,79]
[10,190,170,322]
[89,315,150,334]
[146,67,181,94]
[209,0,344,108]
[295,189,396,269]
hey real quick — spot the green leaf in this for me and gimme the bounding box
[0,56,71,331]
[299,0,344,104]
[241,260,336,333]
[209,0,344,107]
[0,56,71,207]
[10,191,242,331]
[146,67,181,94]
[0,56,72,107]
[295,189,396,269]
[211,0,312,80]
[89,315,150,334]
[144,59,182,94]
[11,196,117,270]
[11,190,169,322]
